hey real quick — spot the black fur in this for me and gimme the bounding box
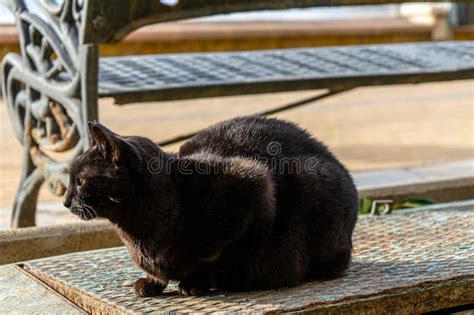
[63,116,358,296]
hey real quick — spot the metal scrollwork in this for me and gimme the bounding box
[2,0,98,227]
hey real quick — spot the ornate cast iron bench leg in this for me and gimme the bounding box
[1,0,98,228]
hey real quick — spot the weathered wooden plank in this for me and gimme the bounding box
[0,221,122,265]
[22,203,474,313]
[356,160,474,202]
[0,265,85,314]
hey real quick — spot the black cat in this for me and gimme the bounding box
[63,116,358,297]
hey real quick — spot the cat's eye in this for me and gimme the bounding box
[77,177,86,187]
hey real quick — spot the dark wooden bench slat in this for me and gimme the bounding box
[98,41,474,104]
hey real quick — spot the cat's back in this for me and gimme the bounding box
[179,116,333,160]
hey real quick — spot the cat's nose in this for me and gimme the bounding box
[63,197,71,208]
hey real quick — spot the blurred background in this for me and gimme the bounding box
[0,2,473,229]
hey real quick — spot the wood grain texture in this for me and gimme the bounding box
[0,265,84,314]
[0,221,122,265]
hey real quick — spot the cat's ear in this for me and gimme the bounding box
[88,121,122,164]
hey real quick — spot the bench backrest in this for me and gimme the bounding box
[82,0,459,44]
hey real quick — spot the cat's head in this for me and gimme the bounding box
[63,122,132,222]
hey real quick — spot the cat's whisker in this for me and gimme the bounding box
[91,209,99,220]
[82,203,98,220]
[108,196,122,203]
[72,212,82,252]
[83,207,91,220]
[89,209,96,221]
[81,205,93,221]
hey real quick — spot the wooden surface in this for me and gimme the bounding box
[0,221,121,265]
[0,265,84,314]
[1,201,472,313]
[2,21,472,60]
[20,202,474,314]
[1,80,473,228]
[0,19,432,45]
[0,19,434,60]
[356,159,474,202]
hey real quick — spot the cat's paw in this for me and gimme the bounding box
[133,277,166,297]
[178,279,210,296]
[122,279,136,287]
